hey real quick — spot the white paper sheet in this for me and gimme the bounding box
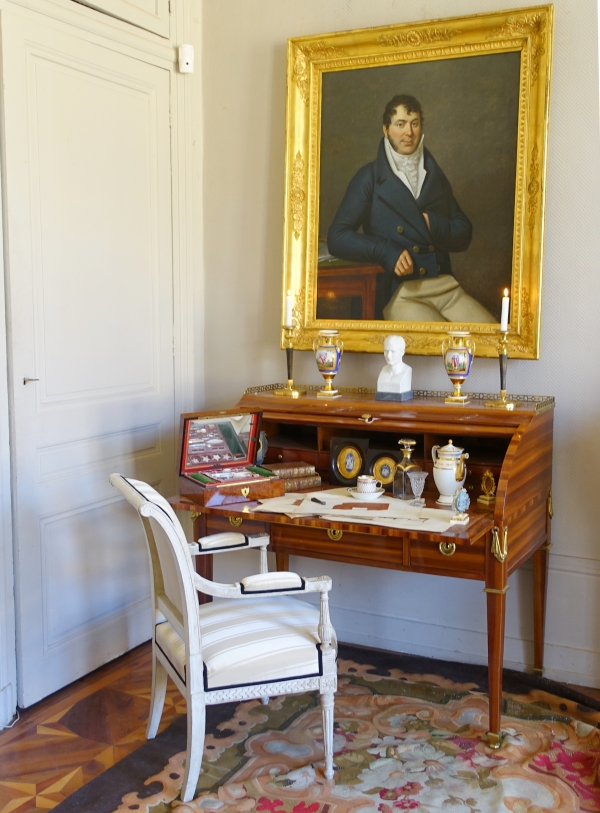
[253,488,468,531]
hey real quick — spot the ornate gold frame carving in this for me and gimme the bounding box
[281,7,553,359]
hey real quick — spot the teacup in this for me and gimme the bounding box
[356,475,383,493]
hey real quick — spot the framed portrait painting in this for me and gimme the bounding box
[281,6,553,358]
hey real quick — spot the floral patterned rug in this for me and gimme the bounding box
[99,649,600,813]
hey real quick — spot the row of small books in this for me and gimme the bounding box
[263,461,321,493]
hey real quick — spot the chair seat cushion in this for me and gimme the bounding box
[155,596,334,691]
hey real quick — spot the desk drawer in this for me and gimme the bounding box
[264,448,319,468]
[205,515,268,536]
[271,524,404,570]
[410,538,485,577]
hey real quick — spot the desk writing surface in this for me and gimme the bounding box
[170,494,494,544]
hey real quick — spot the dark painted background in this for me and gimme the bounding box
[318,51,521,320]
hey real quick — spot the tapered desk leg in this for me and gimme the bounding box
[276,552,289,572]
[486,587,507,747]
[533,542,550,673]
[191,512,213,605]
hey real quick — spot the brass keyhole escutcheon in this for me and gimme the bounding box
[327,529,343,541]
[229,517,243,528]
[241,487,250,498]
[439,541,456,556]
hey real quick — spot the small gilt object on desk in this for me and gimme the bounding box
[478,470,497,506]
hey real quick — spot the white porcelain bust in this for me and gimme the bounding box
[377,335,412,394]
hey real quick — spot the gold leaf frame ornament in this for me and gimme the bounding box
[281,6,553,359]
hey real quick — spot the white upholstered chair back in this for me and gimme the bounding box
[109,475,203,672]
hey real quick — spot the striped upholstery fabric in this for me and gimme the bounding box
[155,596,334,691]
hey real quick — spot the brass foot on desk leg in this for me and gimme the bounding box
[532,667,544,675]
[484,731,503,749]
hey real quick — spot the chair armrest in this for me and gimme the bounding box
[240,571,303,593]
[193,571,243,598]
[189,531,270,555]
[193,571,332,600]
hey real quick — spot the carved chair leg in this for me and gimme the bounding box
[321,689,335,780]
[146,649,168,739]
[181,692,206,803]
[259,545,268,574]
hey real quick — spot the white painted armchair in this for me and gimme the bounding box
[109,474,337,804]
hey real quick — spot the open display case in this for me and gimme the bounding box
[178,410,284,506]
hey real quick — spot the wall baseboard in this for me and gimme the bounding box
[333,606,600,691]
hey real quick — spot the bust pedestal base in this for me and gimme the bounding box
[375,390,413,402]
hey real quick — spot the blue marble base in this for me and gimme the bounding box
[375,390,414,402]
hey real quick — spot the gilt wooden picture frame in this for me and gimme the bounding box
[281,6,553,358]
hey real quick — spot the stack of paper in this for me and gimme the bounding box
[253,488,468,533]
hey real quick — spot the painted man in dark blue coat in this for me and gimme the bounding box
[327,95,495,322]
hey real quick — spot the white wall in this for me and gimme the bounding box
[200,0,600,686]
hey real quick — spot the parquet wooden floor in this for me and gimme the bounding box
[1,642,598,813]
[0,642,184,813]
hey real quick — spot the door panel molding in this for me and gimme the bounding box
[37,424,161,480]
[2,0,174,61]
[41,498,150,649]
[74,0,169,38]
[24,48,167,405]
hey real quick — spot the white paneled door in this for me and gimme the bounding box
[74,0,170,37]
[1,9,176,706]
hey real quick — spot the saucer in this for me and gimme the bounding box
[347,487,385,501]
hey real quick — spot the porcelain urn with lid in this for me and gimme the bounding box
[431,439,469,506]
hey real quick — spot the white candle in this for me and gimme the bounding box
[500,288,510,332]
[285,290,293,327]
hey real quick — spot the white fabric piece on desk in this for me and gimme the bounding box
[155,596,331,690]
[241,571,302,592]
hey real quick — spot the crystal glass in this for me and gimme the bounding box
[407,471,428,506]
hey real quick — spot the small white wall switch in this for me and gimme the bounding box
[178,44,194,73]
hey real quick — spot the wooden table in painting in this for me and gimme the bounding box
[170,388,554,747]
[317,263,384,320]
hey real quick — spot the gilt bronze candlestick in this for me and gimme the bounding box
[485,330,519,410]
[273,326,305,397]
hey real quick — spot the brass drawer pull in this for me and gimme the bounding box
[439,541,456,556]
[358,413,380,424]
[327,529,343,541]
[229,516,243,528]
